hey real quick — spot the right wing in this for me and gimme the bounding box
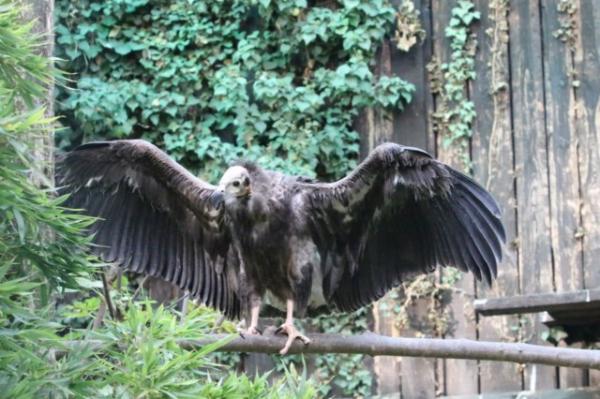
[298,143,505,312]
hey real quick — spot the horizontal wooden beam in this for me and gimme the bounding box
[474,288,600,316]
[187,333,600,369]
[58,332,600,369]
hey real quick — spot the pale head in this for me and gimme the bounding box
[218,165,252,197]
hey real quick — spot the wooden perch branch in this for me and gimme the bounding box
[180,333,600,370]
[59,332,600,369]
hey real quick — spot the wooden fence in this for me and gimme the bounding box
[363,0,600,396]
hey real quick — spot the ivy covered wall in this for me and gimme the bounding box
[54,1,421,396]
[55,0,414,183]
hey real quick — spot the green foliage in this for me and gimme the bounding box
[0,2,54,107]
[380,268,463,338]
[311,307,372,397]
[85,304,278,398]
[428,0,479,169]
[54,297,317,399]
[0,121,99,290]
[541,327,569,346]
[1,1,317,397]
[275,307,372,397]
[53,1,420,395]
[54,0,415,181]
[198,364,316,399]
[0,1,99,396]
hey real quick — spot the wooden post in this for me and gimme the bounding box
[509,0,557,391]
[431,0,479,396]
[540,0,587,388]
[22,0,55,185]
[575,0,600,387]
[373,0,439,395]
[471,0,523,393]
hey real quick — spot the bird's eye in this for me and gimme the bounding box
[243,177,250,186]
[232,181,240,187]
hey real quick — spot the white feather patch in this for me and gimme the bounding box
[85,176,102,187]
[308,263,326,308]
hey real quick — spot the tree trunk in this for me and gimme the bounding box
[23,0,55,185]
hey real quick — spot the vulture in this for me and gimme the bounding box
[57,140,505,354]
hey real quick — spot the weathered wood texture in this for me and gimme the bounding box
[181,334,600,370]
[575,0,600,387]
[470,0,523,393]
[475,288,600,317]
[540,0,586,387]
[430,0,480,397]
[509,0,557,390]
[360,0,600,396]
[23,0,55,185]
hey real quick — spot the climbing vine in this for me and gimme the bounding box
[394,0,426,52]
[375,267,464,342]
[54,0,414,182]
[378,1,481,341]
[554,0,580,89]
[427,0,480,170]
[54,0,421,396]
[554,0,578,50]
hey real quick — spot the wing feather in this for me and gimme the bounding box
[301,142,506,312]
[57,139,240,318]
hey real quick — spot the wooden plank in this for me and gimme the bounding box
[443,387,600,399]
[539,0,587,387]
[508,0,557,391]
[470,0,523,393]
[474,288,600,315]
[399,298,437,399]
[372,301,402,396]
[387,0,440,396]
[577,0,600,294]
[575,0,600,386]
[358,38,394,159]
[366,15,404,395]
[546,310,600,327]
[390,0,435,152]
[429,0,478,396]
[541,0,584,297]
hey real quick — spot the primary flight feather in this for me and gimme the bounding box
[57,139,505,354]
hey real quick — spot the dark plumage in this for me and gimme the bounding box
[57,140,505,353]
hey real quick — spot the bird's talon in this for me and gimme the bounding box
[246,326,261,335]
[237,323,261,339]
[276,323,310,355]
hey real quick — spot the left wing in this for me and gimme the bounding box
[56,140,240,318]
[299,143,506,312]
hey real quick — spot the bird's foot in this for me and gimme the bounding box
[276,322,311,355]
[236,321,261,339]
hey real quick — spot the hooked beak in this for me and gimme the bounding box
[238,187,252,198]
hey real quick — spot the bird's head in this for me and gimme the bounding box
[218,166,252,198]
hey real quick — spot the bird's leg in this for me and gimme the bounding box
[246,302,261,335]
[93,265,120,329]
[276,299,311,355]
[237,300,261,337]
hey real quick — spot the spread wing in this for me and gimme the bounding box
[300,143,506,312]
[56,139,240,318]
